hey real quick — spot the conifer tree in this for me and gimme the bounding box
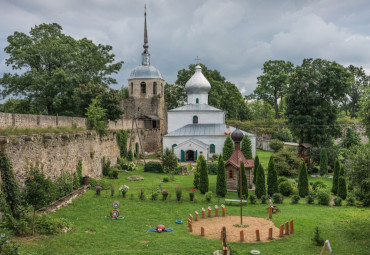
[223,136,234,161]
[253,155,260,184]
[331,159,340,195]
[338,176,347,200]
[255,164,266,198]
[319,148,328,176]
[267,157,278,196]
[198,155,209,194]
[241,135,253,159]
[193,158,201,189]
[237,161,248,199]
[216,156,227,197]
[339,164,345,177]
[298,161,309,197]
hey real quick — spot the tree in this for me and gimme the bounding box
[320,148,328,176]
[255,164,266,198]
[222,136,234,161]
[161,148,178,174]
[216,156,227,197]
[254,60,294,119]
[359,86,370,138]
[237,162,248,199]
[0,23,123,115]
[247,100,275,121]
[332,159,340,195]
[198,155,209,194]
[0,98,35,114]
[253,155,260,184]
[286,58,352,146]
[298,161,309,197]
[338,176,347,200]
[340,128,361,149]
[164,83,186,110]
[24,163,55,235]
[241,135,253,159]
[347,65,369,118]
[193,158,201,189]
[267,157,278,196]
[97,88,123,121]
[86,99,108,136]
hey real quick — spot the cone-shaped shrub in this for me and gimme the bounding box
[216,156,227,197]
[223,136,234,161]
[253,155,260,184]
[339,164,345,177]
[338,176,347,200]
[198,155,209,194]
[267,157,278,196]
[331,159,340,195]
[237,161,248,199]
[255,164,266,198]
[298,161,309,197]
[193,158,201,189]
[319,148,328,176]
[241,135,253,159]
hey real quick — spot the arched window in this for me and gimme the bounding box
[228,169,233,179]
[172,144,177,151]
[135,143,139,155]
[193,115,198,124]
[131,82,133,95]
[210,144,215,153]
[196,98,199,104]
[141,82,146,94]
[161,83,163,94]
[153,82,157,95]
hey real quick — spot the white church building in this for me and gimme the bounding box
[162,65,256,162]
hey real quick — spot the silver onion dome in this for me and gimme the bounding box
[129,65,163,79]
[185,65,211,94]
[231,128,244,142]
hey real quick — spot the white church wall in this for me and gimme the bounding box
[188,94,208,104]
[167,111,225,133]
[174,140,209,161]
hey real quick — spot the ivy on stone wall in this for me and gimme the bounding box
[116,130,128,158]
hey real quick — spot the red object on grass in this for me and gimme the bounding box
[157,225,165,232]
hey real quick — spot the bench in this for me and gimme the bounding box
[225,199,247,205]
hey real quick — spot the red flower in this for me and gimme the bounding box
[189,189,197,193]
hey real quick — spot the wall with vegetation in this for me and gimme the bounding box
[0,131,120,186]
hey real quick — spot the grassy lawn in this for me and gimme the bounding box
[18,160,369,255]
[256,149,273,169]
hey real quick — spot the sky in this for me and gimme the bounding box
[1,0,370,98]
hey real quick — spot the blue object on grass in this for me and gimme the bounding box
[175,220,183,224]
[146,227,173,232]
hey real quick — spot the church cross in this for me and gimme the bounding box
[195,56,201,64]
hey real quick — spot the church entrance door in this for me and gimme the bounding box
[186,150,195,161]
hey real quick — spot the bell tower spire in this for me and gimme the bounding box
[142,4,150,66]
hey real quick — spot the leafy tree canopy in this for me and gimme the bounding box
[346,65,369,118]
[0,23,123,118]
[359,86,370,138]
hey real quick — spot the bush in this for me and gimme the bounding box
[249,194,257,204]
[110,168,119,179]
[334,197,342,206]
[151,192,159,201]
[278,176,289,184]
[317,188,331,205]
[75,160,83,187]
[273,128,293,142]
[117,157,128,170]
[312,181,327,191]
[162,148,178,174]
[127,162,136,171]
[205,191,213,202]
[144,162,163,173]
[261,195,268,204]
[138,189,146,200]
[278,181,293,196]
[175,185,182,201]
[207,163,218,175]
[346,195,356,206]
[162,177,169,183]
[36,215,72,235]
[291,195,301,204]
[127,150,133,162]
[272,193,284,204]
[272,148,301,176]
[338,176,347,200]
[54,172,73,199]
[312,226,325,246]
[306,194,315,204]
[89,178,110,190]
[0,228,21,254]
[269,139,284,152]
[102,156,111,176]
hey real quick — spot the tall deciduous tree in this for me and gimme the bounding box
[241,135,253,159]
[267,157,278,196]
[254,60,294,119]
[332,159,340,195]
[298,161,309,197]
[237,161,248,199]
[347,65,369,118]
[359,86,370,138]
[255,164,266,198]
[223,136,234,161]
[198,155,209,194]
[0,23,123,116]
[216,156,227,197]
[286,58,352,146]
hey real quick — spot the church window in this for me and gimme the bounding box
[153,82,157,95]
[172,144,177,151]
[210,144,215,153]
[193,115,198,124]
[229,169,233,179]
[131,83,133,95]
[196,98,199,104]
[141,82,146,94]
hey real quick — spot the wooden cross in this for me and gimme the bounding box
[195,56,201,64]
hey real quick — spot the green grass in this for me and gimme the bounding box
[17,162,369,255]
[0,126,85,136]
[256,149,273,169]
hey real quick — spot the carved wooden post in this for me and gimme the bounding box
[221,204,226,217]
[188,218,191,227]
[268,228,273,240]
[240,230,244,242]
[189,214,193,222]
[208,206,212,217]
[268,207,273,219]
[220,230,223,240]
[222,227,227,255]
[202,208,205,218]
[285,221,289,235]
[189,222,192,232]
[215,205,219,216]
[201,227,205,236]
[195,211,199,221]
[256,229,260,241]
[290,220,294,234]
[279,224,284,237]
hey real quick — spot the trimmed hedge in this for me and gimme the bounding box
[278,181,293,196]
[207,163,218,175]
[144,162,163,173]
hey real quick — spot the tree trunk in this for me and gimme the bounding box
[32,208,36,235]
[274,95,279,119]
